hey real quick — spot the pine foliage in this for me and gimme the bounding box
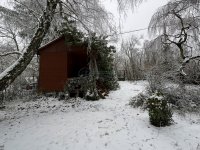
[57,18,119,93]
[87,34,119,91]
[56,17,84,46]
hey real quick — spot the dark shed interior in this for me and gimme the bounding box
[67,46,89,78]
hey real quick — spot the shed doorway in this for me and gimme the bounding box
[67,46,89,78]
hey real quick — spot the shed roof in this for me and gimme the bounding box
[37,35,88,55]
[38,36,65,54]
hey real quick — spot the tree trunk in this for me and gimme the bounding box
[0,0,59,91]
[89,53,99,100]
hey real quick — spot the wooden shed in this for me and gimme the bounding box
[38,36,89,92]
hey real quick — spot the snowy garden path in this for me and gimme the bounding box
[0,81,200,150]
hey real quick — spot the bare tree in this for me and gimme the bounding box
[121,35,144,80]
[0,0,59,93]
[148,0,200,76]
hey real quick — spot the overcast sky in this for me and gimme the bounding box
[102,0,169,41]
[0,0,169,47]
[0,0,7,6]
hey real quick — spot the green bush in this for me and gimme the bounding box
[147,92,173,127]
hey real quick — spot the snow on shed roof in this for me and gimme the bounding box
[37,36,64,54]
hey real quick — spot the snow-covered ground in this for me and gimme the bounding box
[0,81,200,150]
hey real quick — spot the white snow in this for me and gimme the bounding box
[149,92,164,101]
[0,81,200,150]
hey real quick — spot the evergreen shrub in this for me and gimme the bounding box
[147,91,173,127]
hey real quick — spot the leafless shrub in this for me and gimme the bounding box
[163,84,200,113]
[183,60,200,85]
[146,67,166,93]
[147,68,200,113]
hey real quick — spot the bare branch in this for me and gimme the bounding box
[13,0,41,22]
[180,55,200,75]
[0,51,22,57]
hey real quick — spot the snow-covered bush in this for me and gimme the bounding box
[163,85,200,113]
[147,91,173,127]
[129,92,149,108]
[147,67,200,113]
[85,94,100,101]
